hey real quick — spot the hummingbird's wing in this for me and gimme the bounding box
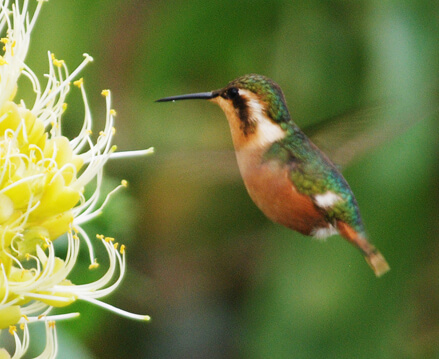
[152,103,433,183]
[148,150,240,183]
[302,103,433,168]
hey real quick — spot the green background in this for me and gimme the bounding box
[20,0,439,358]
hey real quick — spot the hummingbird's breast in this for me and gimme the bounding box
[235,146,328,235]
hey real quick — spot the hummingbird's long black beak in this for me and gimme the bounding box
[156,91,218,102]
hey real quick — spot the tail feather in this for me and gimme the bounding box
[364,249,390,277]
[337,221,390,277]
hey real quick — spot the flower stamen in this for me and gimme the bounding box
[0,1,152,357]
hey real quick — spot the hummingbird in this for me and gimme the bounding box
[156,74,390,277]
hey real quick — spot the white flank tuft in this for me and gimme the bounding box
[314,191,342,208]
[312,225,339,240]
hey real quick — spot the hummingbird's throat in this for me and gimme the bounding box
[213,91,286,151]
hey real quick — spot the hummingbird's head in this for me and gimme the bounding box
[217,74,291,124]
[157,74,291,149]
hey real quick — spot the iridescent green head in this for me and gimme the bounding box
[222,74,291,124]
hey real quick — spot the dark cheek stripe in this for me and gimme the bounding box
[233,96,255,136]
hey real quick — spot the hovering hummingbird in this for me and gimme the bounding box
[157,74,390,277]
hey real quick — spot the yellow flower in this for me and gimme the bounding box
[0,1,152,357]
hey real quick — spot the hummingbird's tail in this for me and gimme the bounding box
[337,221,390,277]
[363,249,390,277]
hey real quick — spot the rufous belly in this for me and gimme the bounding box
[235,149,327,235]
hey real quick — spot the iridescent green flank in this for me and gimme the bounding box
[227,75,365,234]
[273,126,364,234]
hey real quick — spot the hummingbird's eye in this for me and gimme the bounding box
[227,87,239,99]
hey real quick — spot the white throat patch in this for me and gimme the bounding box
[241,89,285,147]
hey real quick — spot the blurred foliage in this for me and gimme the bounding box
[23,0,439,358]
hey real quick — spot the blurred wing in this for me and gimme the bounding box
[152,103,434,183]
[150,150,240,183]
[302,103,433,168]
